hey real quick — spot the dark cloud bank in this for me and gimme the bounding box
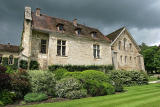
[0,0,160,45]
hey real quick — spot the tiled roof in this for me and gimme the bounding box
[0,44,19,53]
[106,27,125,42]
[31,13,110,42]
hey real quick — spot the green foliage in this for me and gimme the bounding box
[29,60,39,70]
[19,60,28,69]
[84,80,115,96]
[0,90,16,105]
[10,69,30,99]
[55,77,86,99]
[0,101,4,106]
[48,64,113,72]
[28,70,56,95]
[65,89,87,99]
[53,68,68,80]
[2,57,8,66]
[24,93,48,102]
[140,44,160,73]
[108,70,149,87]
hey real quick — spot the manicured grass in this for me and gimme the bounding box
[24,84,160,107]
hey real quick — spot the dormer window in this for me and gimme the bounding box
[75,28,81,35]
[57,24,64,31]
[91,32,97,38]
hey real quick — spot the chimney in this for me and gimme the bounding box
[25,6,32,20]
[73,19,77,27]
[36,8,41,16]
[8,43,10,45]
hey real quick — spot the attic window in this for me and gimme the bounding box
[91,32,97,38]
[57,24,64,31]
[75,28,81,35]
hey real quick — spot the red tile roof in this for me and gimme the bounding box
[0,44,19,53]
[31,13,110,42]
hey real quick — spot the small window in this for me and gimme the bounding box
[40,39,47,54]
[57,24,64,31]
[93,44,100,59]
[0,54,2,64]
[130,56,132,62]
[57,40,66,56]
[120,55,122,63]
[75,28,81,35]
[129,43,132,51]
[125,56,127,63]
[123,38,127,50]
[8,55,13,65]
[134,57,136,63]
[91,32,97,38]
[118,41,121,50]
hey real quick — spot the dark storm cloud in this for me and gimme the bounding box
[0,0,160,45]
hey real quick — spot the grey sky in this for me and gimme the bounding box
[0,0,160,46]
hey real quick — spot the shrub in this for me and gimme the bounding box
[0,65,11,91]
[108,70,149,87]
[65,89,87,99]
[0,101,4,106]
[55,77,85,99]
[10,69,30,99]
[48,65,113,72]
[24,93,48,102]
[28,70,56,95]
[84,80,115,96]
[29,60,39,70]
[19,60,28,69]
[53,68,68,80]
[0,90,16,105]
[63,72,83,80]
[2,57,8,66]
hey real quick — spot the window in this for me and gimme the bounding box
[93,44,100,59]
[75,28,81,35]
[40,39,47,54]
[57,24,64,31]
[91,32,97,38]
[0,54,2,64]
[134,57,136,63]
[123,38,127,50]
[129,43,132,51]
[120,55,123,63]
[125,56,127,63]
[118,41,121,50]
[8,55,13,65]
[57,40,66,56]
[130,56,132,62]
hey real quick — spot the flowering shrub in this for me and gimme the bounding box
[28,70,56,95]
[65,89,87,99]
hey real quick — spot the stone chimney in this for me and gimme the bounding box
[73,19,77,27]
[25,6,32,20]
[36,8,41,16]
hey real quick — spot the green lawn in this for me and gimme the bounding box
[24,84,160,107]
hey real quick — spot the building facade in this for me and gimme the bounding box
[20,7,145,71]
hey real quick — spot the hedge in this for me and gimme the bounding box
[48,65,114,72]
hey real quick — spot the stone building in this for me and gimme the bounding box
[107,27,145,71]
[20,7,145,71]
[0,43,19,65]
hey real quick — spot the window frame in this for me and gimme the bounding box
[123,38,127,50]
[91,32,97,38]
[57,24,64,32]
[40,39,47,54]
[8,55,14,65]
[118,41,121,50]
[57,40,66,56]
[93,44,100,59]
[125,56,127,64]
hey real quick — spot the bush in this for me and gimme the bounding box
[65,89,87,99]
[0,101,4,106]
[108,70,149,87]
[28,70,56,95]
[24,93,48,102]
[53,68,68,80]
[19,60,28,69]
[10,69,30,99]
[84,80,115,96]
[0,65,11,91]
[2,57,8,66]
[0,90,16,105]
[48,65,113,72]
[29,60,39,70]
[55,77,86,99]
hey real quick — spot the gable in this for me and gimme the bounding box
[108,27,141,52]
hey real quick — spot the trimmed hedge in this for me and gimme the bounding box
[29,60,39,70]
[19,60,28,69]
[48,65,113,72]
[107,70,149,86]
[24,93,48,102]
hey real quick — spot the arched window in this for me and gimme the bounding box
[0,54,2,64]
[129,43,132,51]
[118,41,121,50]
[8,55,13,65]
[123,38,127,50]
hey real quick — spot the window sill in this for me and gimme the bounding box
[56,55,68,57]
[94,58,101,60]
